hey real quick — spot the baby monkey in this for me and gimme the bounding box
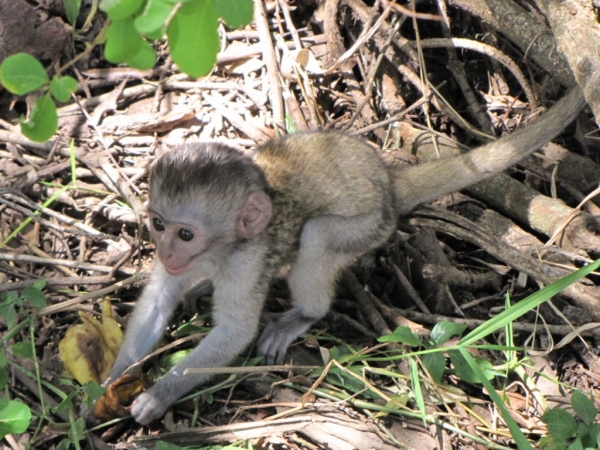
[105,88,585,424]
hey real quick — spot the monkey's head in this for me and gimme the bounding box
[147,143,273,276]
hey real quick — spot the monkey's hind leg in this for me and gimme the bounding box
[257,213,394,365]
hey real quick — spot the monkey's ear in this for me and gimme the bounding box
[236,191,272,238]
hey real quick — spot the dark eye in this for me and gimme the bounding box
[152,217,165,232]
[178,228,194,242]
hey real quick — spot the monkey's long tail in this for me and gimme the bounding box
[393,87,587,215]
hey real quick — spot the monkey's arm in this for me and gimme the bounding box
[130,249,268,425]
[107,262,185,382]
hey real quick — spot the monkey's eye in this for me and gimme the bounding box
[152,217,165,232]
[178,228,194,242]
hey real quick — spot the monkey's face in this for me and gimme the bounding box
[147,190,272,277]
[147,211,211,276]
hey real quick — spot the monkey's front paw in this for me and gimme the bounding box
[131,391,167,425]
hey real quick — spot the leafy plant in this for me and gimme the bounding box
[0,54,77,142]
[64,0,83,27]
[380,321,484,383]
[0,0,253,142]
[0,282,48,439]
[101,0,252,76]
[0,398,31,440]
[0,283,98,449]
[374,259,600,450]
[540,390,600,450]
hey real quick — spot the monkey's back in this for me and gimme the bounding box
[255,132,394,218]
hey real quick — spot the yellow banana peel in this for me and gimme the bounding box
[58,299,124,384]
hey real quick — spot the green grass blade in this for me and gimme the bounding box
[409,357,427,425]
[459,260,600,346]
[458,348,533,450]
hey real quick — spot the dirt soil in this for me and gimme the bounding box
[1,0,600,449]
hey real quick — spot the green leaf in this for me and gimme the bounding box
[325,368,374,397]
[144,26,166,40]
[20,286,46,307]
[2,291,19,304]
[285,114,297,134]
[64,0,82,25]
[538,435,567,450]
[50,76,78,102]
[430,321,467,345]
[0,400,31,439]
[173,314,212,337]
[134,0,173,34]
[567,437,584,450]
[0,351,7,390]
[99,0,144,20]
[448,351,494,383]
[56,439,72,450]
[0,53,48,95]
[11,341,34,358]
[0,369,8,390]
[378,326,421,347]
[571,390,598,425]
[214,0,253,28]
[53,391,77,412]
[20,94,58,142]
[161,349,191,370]
[327,345,356,363]
[124,39,156,70]
[384,392,409,410]
[32,280,47,290]
[81,381,106,401]
[105,18,143,63]
[67,417,85,443]
[423,351,446,384]
[578,422,600,448]
[0,303,17,329]
[542,408,578,440]
[167,0,220,78]
[588,423,600,448]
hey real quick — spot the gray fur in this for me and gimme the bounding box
[394,87,586,214]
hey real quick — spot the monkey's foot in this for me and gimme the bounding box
[257,308,317,365]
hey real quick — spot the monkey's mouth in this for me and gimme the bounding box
[164,264,188,276]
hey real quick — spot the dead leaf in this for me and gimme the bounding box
[58,299,123,384]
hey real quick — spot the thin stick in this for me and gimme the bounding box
[184,365,320,376]
[37,273,146,316]
[0,253,138,276]
[254,0,285,130]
